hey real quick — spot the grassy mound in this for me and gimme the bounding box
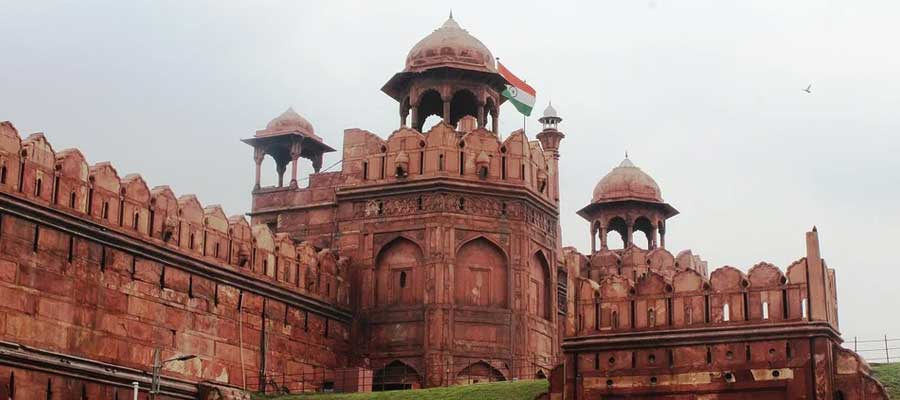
[252,379,548,400]
[872,363,900,398]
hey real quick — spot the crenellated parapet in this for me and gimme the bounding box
[341,122,556,204]
[0,121,351,309]
[584,245,707,284]
[569,232,838,337]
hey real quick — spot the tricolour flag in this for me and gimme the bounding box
[498,63,536,117]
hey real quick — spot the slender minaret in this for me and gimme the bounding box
[536,102,565,203]
[537,103,566,255]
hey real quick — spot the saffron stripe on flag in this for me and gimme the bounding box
[498,63,536,96]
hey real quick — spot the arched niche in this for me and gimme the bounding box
[373,360,422,391]
[375,237,423,307]
[455,237,508,308]
[530,250,552,320]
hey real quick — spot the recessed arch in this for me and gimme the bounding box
[456,361,506,385]
[455,237,508,308]
[373,360,422,391]
[375,237,424,306]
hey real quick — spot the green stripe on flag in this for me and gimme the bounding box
[502,87,534,116]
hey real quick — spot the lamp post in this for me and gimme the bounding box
[149,348,197,400]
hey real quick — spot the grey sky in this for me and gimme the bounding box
[2,1,898,356]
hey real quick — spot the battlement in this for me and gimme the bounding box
[569,231,839,337]
[0,121,350,309]
[340,122,557,205]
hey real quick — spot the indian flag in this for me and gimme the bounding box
[498,63,536,116]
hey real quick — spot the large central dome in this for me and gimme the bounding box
[592,158,663,203]
[405,15,496,73]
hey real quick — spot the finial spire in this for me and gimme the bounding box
[625,150,629,159]
[449,9,453,19]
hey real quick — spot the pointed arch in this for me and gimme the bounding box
[456,361,506,384]
[373,360,422,391]
[450,89,478,127]
[415,89,443,131]
[455,237,508,308]
[375,237,424,306]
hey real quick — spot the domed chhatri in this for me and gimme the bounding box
[591,157,663,203]
[261,107,317,139]
[405,14,496,73]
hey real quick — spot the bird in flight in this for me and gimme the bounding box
[802,84,812,93]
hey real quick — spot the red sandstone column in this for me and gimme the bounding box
[442,99,450,123]
[253,148,264,189]
[290,141,302,188]
[599,226,607,249]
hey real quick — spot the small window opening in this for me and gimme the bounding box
[0,165,6,184]
[459,151,465,174]
[380,155,386,179]
[419,151,425,174]
[801,298,808,319]
[101,201,109,220]
[69,192,76,208]
[417,196,423,210]
[438,153,444,171]
[214,243,220,258]
[189,233,195,250]
[501,156,507,179]
[478,166,488,179]
[362,161,369,180]
[399,271,407,288]
[648,354,656,364]
[706,347,712,364]
[34,178,42,197]
[133,212,140,230]
[723,303,731,321]
[457,197,465,210]
[611,310,619,329]
[648,308,656,327]
[762,301,769,320]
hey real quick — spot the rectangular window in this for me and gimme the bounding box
[362,161,369,180]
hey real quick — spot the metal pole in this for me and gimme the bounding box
[132,382,139,400]
[886,334,891,363]
[854,336,858,352]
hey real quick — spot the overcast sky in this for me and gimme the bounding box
[2,1,898,357]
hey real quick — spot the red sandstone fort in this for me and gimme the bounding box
[0,14,889,400]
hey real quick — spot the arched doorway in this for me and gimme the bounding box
[455,238,508,308]
[373,360,422,391]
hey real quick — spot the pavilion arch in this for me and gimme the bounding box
[632,216,654,249]
[529,250,552,320]
[748,262,787,287]
[372,360,422,391]
[606,216,628,249]
[455,236,508,308]
[456,361,507,385]
[450,89,479,127]
[415,89,443,131]
[375,236,424,307]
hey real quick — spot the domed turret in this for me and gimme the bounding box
[591,157,663,203]
[405,14,496,74]
[262,107,318,140]
[578,155,678,253]
[382,14,509,133]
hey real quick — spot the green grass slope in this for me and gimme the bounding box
[252,379,548,400]
[872,363,900,398]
